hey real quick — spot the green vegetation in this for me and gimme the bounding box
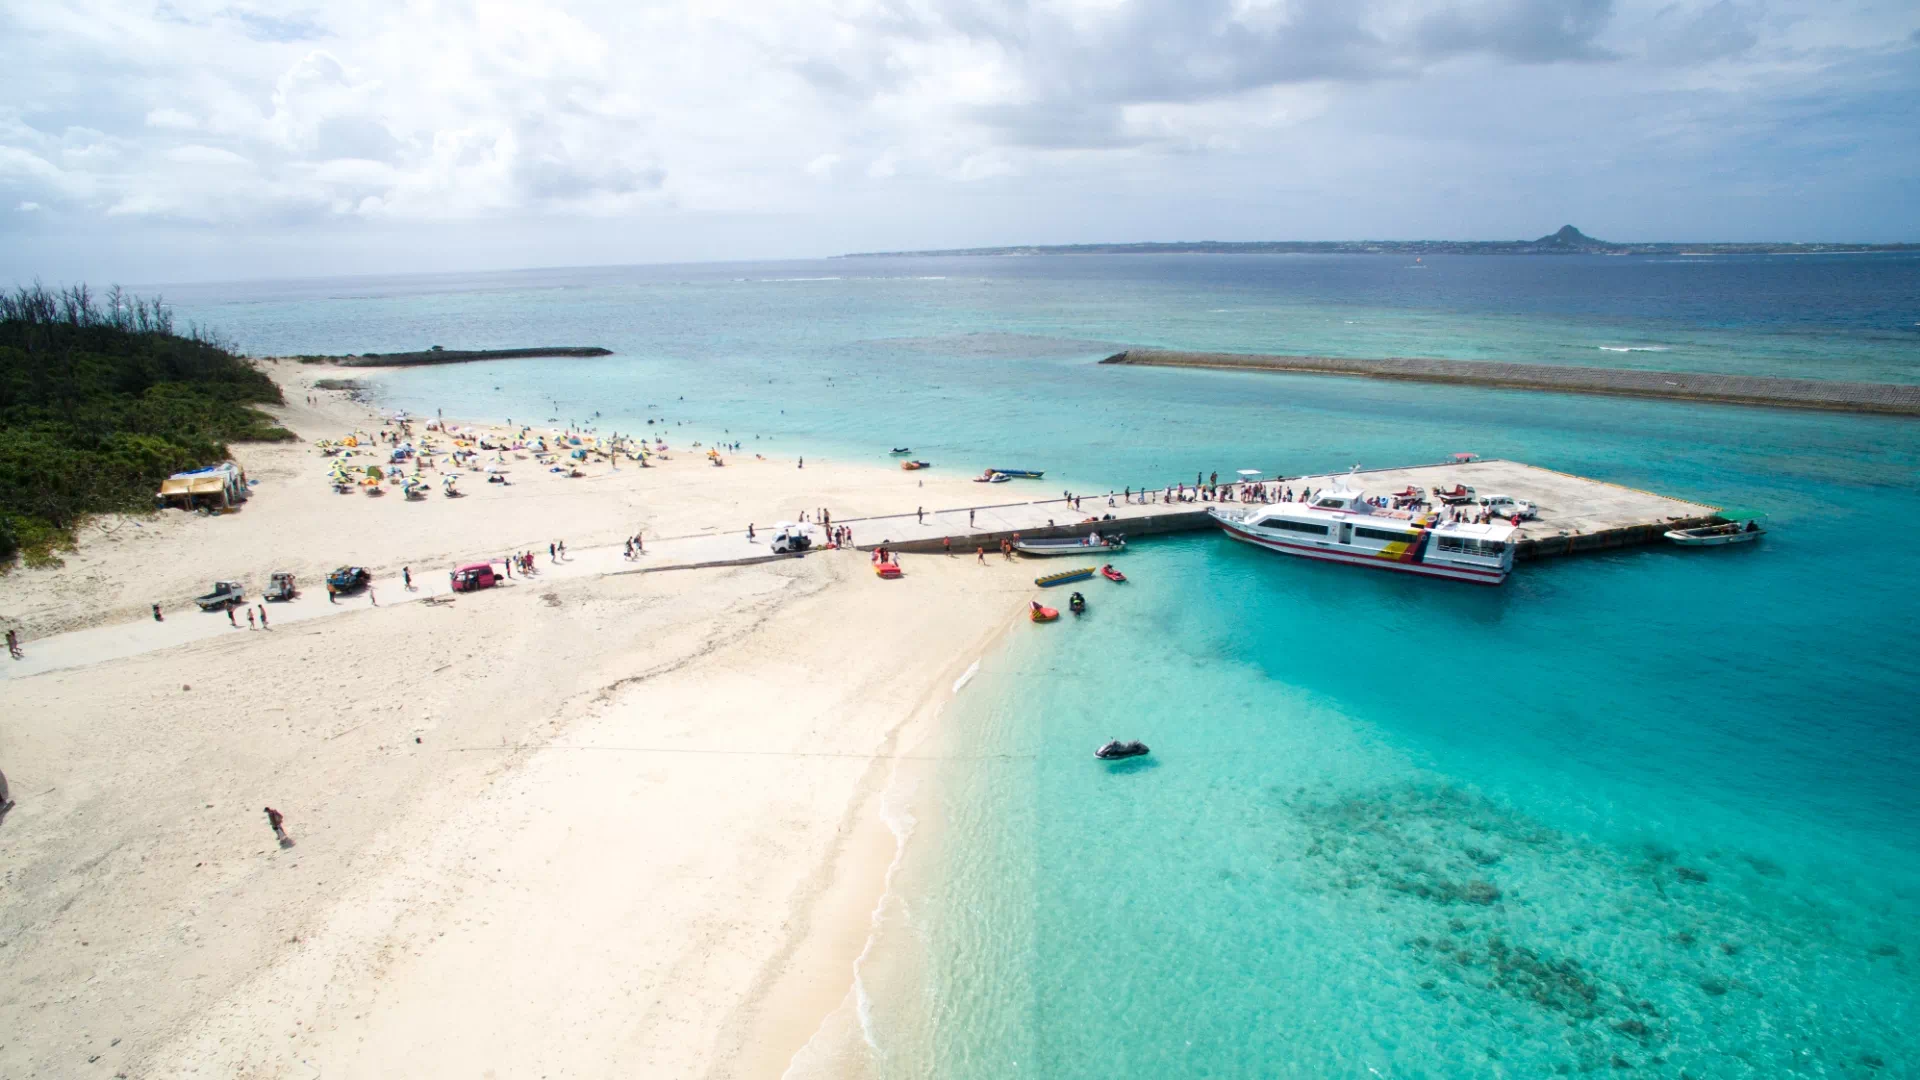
[0,284,293,566]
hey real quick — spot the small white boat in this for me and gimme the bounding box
[1665,520,1764,546]
[1013,535,1126,556]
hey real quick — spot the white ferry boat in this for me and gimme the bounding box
[1210,485,1518,584]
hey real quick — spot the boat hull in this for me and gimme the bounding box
[1665,529,1761,546]
[1013,540,1125,556]
[1215,517,1507,585]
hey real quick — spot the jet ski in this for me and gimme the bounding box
[1101,564,1126,583]
[1096,740,1149,760]
[1068,591,1087,615]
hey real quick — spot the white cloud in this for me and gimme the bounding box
[16,201,41,212]
[145,108,198,130]
[166,144,252,166]
[0,0,1914,278]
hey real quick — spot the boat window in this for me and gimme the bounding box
[1437,535,1506,556]
[1257,518,1330,536]
[1353,527,1415,543]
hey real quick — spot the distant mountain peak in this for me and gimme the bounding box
[1539,224,1599,245]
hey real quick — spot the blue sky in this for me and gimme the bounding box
[1,0,1916,282]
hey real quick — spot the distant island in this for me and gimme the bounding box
[842,226,1918,259]
[294,346,614,368]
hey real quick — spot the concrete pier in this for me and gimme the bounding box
[843,459,1720,563]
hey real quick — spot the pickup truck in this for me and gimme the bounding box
[327,566,373,594]
[195,581,245,611]
[1478,494,1539,520]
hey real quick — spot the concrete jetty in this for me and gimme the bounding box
[843,459,1720,563]
[1101,349,1920,417]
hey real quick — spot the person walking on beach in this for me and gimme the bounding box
[747,523,756,541]
[977,546,986,564]
[558,540,566,559]
[944,537,952,557]
[403,566,413,590]
[549,541,556,563]
[6,628,21,660]
[227,603,238,628]
[265,806,293,848]
[258,604,268,630]
[968,509,975,528]
[368,585,377,606]
[152,603,163,622]
[246,607,256,630]
[917,506,924,524]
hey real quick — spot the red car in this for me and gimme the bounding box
[450,563,498,592]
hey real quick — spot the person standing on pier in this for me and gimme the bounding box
[969,509,975,527]
[917,507,924,524]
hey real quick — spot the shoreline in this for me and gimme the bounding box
[0,359,1037,1079]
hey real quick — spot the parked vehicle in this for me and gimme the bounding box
[770,523,813,554]
[1478,494,1538,519]
[449,563,498,592]
[1434,484,1478,505]
[195,581,245,611]
[327,566,372,594]
[265,572,298,602]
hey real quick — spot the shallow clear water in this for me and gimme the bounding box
[169,254,1920,1077]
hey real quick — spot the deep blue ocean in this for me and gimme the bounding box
[166,253,1920,1078]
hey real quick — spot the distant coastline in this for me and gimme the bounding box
[842,225,1919,259]
[1101,348,1920,416]
[290,346,613,368]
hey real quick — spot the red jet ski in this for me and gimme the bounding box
[1100,564,1126,583]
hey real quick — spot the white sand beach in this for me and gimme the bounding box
[0,363,1040,1078]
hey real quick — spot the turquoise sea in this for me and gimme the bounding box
[168,254,1920,1077]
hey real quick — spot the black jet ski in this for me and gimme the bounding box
[1096,739,1149,760]
[1069,591,1087,615]
[890,447,912,454]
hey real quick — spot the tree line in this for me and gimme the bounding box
[0,284,293,565]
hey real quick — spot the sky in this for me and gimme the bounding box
[2,0,1917,283]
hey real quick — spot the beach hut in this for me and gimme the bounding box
[156,462,250,510]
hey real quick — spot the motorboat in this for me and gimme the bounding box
[974,471,1011,483]
[1013,534,1125,556]
[1101,564,1126,583]
[988,468,1044,479]
[1035,566,1095,588]
[1212,482,1517,585]
[1030,601,1058,622]
[1068,591,1086,615]
[1666,520,1764,546]
[1095,740,1149,760]
[890,448,912,455]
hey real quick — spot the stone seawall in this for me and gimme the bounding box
[1101,349,1920,416]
